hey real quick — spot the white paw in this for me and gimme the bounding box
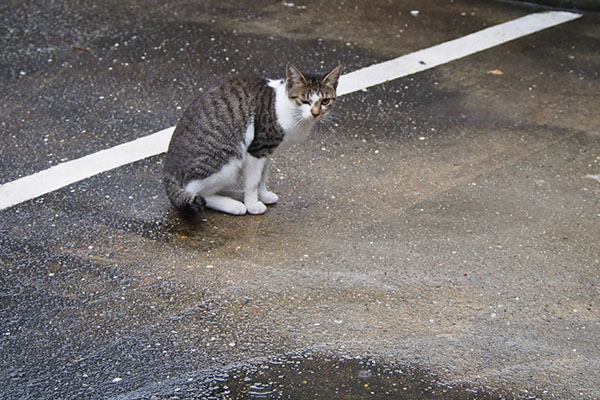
[246,201,267,215]
[259,191,279,205]
[229,202,247,215]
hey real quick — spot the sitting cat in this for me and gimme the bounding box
[163,63,342,217]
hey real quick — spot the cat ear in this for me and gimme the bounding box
[286,63,306,89]
[322,65,343,89]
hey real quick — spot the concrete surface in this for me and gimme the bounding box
[1,1,599,399]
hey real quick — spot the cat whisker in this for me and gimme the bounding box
[292,116,308,128]
[319,112,339,126]
[323,113,339,123]
[325,109,339,120]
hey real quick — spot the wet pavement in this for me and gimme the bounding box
[177,353,513,399]
[1,1,599,399]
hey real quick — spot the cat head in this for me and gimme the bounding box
[285,64,343,121]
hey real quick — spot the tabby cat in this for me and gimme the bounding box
[163,63,342,217]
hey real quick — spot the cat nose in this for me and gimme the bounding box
[311,107,320,118]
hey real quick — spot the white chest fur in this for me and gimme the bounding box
[268,79,316,153]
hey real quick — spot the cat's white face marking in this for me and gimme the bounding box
[304,93,320,119]
[310,93,320,105]
[299,103,311,120]
[309,93,322,118]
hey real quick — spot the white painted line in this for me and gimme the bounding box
[336,11,581,95]
[585,174,600,183]
[0,11,581,211]
[0,127,173,210]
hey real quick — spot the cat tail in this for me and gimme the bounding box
[163,175,206,218]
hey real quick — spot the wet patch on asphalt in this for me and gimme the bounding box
[141,352,540,399]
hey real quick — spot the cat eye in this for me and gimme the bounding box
[292,96,311,105]
[321,98,332,105]
[290,96,310,105]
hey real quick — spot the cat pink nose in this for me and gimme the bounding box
[311,107,320,118]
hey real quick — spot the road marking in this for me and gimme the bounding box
[337,11,581,95]
[585,174,600,183]
[0,11,581,211]
[0,127,174,210]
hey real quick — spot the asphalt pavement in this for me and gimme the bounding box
[1,1,599,399]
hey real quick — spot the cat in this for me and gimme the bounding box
[163,63,342,217]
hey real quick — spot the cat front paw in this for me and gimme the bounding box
[246,201,267,215]
[259,191,279,205]
[228,202,248,215]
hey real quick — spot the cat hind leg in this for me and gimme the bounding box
[204,195,247,215]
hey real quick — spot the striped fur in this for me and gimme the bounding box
[163,64,342,217]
